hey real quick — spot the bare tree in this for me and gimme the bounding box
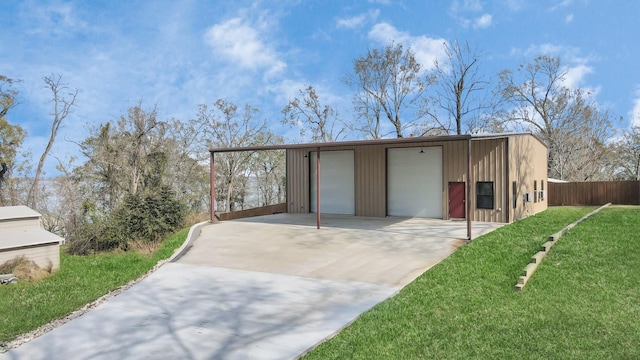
[612,126,640,180]
[28,75,78,208]
[0,75,26,205]
[344,42,435,138]
[248,131,286,207]
[282,85,344,142]
[120,104,160,195]
[432,40,491,134]
[75,104,169,212]
[160,118,211,214]
[197,99,267,213]
[498,55,613,181]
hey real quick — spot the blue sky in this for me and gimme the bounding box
[1,0,639,174]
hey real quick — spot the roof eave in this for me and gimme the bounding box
[210,134,473,153]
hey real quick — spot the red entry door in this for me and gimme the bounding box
[449,182,466,219]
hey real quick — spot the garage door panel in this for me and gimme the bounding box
[387,147,442,218]
[310,150,355,214]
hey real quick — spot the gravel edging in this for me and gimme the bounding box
[514,204,611,291]
[0,221,210,354]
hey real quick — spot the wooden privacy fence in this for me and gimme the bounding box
[548,181,640,206]
[218,203,287,221]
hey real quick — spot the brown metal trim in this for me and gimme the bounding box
[210,134,473,153]
[0,242,60,252]
[285,149,289,213]
[208,133,544,154]
[316,147,321,229]
[210,152,215,222]
[505,137,510,223]
[467,137,472,241]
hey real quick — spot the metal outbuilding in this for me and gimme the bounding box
[0,205,63,271]
[209,132,548,240]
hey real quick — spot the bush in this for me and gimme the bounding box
[67,186,186,255]
[67,221,127,255]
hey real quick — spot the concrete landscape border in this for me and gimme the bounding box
[515,203,611,291]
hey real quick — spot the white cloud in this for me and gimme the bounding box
[204,17,286,76]
[521,43,595,64]
[562,63,593,89]
[549,0,573,11]
[523,43,564,57]
[450,0,483,13]
[337,14,368,29]
[565,13,574,23]
[504,0,526,12]
[630,88,640,127]
[515,43,599,94]
[473,14,492,29]
[450,0,489,28]
[23,2,88,36]
[368,0,391,4]
[368,22,447,71]
[336,9,380,29]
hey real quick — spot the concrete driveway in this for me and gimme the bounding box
[180,213,500,286]
[3,214,501,360]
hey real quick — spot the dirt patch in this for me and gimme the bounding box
[126,239,159,255]
[0,256,52,281]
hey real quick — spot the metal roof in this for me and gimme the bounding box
[0,229,63,250]
[209,132,545,153]
[0,206,41,221]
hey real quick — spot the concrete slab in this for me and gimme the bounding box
[2,263,396,360]
[3,214,502,360]
[179,213,502,286]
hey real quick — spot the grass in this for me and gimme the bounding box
[304,206,640,359]
[0,228,189,344]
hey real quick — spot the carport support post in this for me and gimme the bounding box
[210,151,215,222]
[467,137,472,241]
[316,147,321,229]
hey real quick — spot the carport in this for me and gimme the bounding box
[210,135,475,240]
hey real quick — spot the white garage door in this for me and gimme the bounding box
[387,147,443,218]
[310,150,355,215]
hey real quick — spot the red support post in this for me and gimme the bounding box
[210,152,215,222]
[316,147,321,229]
[467,138,472,241]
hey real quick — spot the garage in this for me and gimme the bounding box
[310,150,355,214]
[387,146,443,218]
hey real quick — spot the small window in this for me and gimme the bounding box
[476,181,494,209]
[512,181,517,209]
[534,180,538,203]
[541,180,545,200]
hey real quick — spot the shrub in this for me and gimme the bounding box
[67,186,186,255]
[67,220,127,255]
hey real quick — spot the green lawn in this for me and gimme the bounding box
[304,206,640,359]
[0,228,188,344]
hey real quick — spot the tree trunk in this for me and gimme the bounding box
[28,136,55,208]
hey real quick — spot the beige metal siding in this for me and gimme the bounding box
[508,135,549,221]
[0,218,41,232]
[441,140,468,220]
[354,141,467,218]
[284,136,540,223]
[355,145,386,217]
[286,140,474,219]
[286,149,309,213]
[471,139,508,223]
[0,244,60,271]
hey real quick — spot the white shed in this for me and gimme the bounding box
[0,206,63,271]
